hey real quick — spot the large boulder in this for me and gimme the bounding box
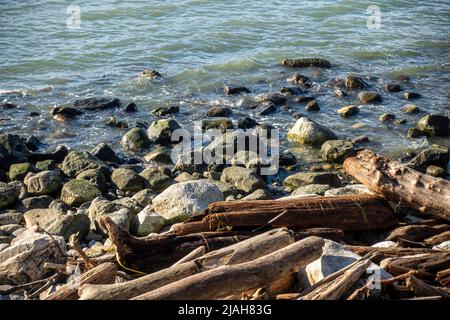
[21,195,54,210]
[61,151,103,178]
[416,115,449,137]
[111,168,145,192]
[132,189,157,208]
[287,117,337,146]
[87,198,136,233]
[0,183,18,209]
[320,140,356,163]
[147,119,181,145]
[220,166,265,193]
[91,143,122,164]
[152,180,224,221]
[122,127,151,152]
[25,171,61,196]
[60,180,101,207]
[0,226,66,285]
[283,172,341,192]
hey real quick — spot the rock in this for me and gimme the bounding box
[106,116,128,128]
[25,171,61,196]
[287,117,337,146]
[201,118,233,131]
[140,69,162,79]
[144,146,173,164]
[124,102,137,113]
[281,86,304,95]
[147,119,181,145]
[294,96,315,103]
[283,172,341,191]
[221,166,265,193]
[401,104,420,114]
[407,128,426,139]
[241,189,272,201]
[279,152,298,167]
[277,193,320,200]
[61,151,103,178]
[52,106,83,120]
[394,75,410,82]
[23,208,90,240]
[139,167,174,192]
[416,114,449,137]
[152,105,179,116]
[287,74,312,87]
[0,183,18,209]
[320,140,356,163]
[28,145,68,163]
[379,113,396,122]
[9,181,27,200]
[132,206,166,236]
[324,184,372,196]
[237,117,258,129]
[333,89,348,97]
[0,102,17,109]
[8,163,32,181]
[152,180,224,221]
[0,211,23,226]
[35,160,55,171]
[122,127,151,152]
[61,180,101,207]
[433,241,450,251]
[132,189,157,208]
[0,134,29,170]
[175,172,198,183]
[426,165,446,178]
[112,197,141,214]
[111,168,145,192]
[407,144,449,173]
[91,143,121,164]
[404,92,421,100]
[224,85,250,95]
[394,118,407,125]
[21,195,53,210]
[73,97,121,111]
[281,58,331,68]
[259,93,287,106]
[76,169,108,192]
[257,102,277,115]
[0,226,66,285]
[352,135,370,144]
[206,107,232,117]
[358,91,382,104]
[337,105,359,117]
[99,208,135,233]
[302,239,390,286]
[208,180,240,198]
[292,184,332,196]
[345,75,367,90]
[371,241,398,248]
[305,100,320,111]
[385,84,401,92]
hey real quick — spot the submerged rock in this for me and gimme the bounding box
[407,128,426,139]
[287,117,337,146]
[401,104,420,114]
[206,107,232,118]
[201,118,233,131]
[305,100,320,111]
[337,105,359,117]
[404,92,421,100]
[379,113,396,122]
[73,97,121,111]
[152,105,179,117]
[283,172,341,191]
[281,58,331,68]
[123,102,138,113]
[237,117,258,129]
[224,85,250,95]
[385,83,401,92]
[140,69,162,79]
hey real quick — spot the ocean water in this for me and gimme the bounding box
[0,0,449,166]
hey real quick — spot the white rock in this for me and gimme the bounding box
[152,180,224,221]
[371,241,398,248]
[324,184,372,196]
[133,206,167,236]
[287,117,337,146]
[0,243,9,252]
[433,240,450,251]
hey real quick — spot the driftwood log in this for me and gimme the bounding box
[406,276,450,299]
[386,224,450,242]
[172,195,397,234]
[343,149,450,221]
[78,228,295,300]
[132,236,324,300]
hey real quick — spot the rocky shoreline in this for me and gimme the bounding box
[0,58,449,300]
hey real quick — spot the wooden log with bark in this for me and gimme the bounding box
[380,253,450,278]
[406,276,450,299]
[386,224,450,243]
[132,236,324,300]
[78,227,295,300]
[437,268,450,288]
[343,149,450,221]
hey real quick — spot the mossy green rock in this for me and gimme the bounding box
[9,163,32,181]
[121,127,151,152]
[111,168,145,192]
[76,168,108,192]
[426,165,446,178]
[61,179,101,207]
[320,140,356,163]
[61,151,103,177]
[0,182,18,209]
[201,118,234,131]
[36,160,55,171]
[147,119,181,145]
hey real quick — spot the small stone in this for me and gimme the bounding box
[287,74,312,87]
[281,86,304,95]
[224,85,250,95]
[124,102,138,113]
[61,180,102,207]
[237,117,258,129]
[345,75,367,90]
[417,114,449,137]
[385,83,401,92]
[8,163,32,181]
[0,102,17,109]
[122,127,151,152]
[337,105,359,117]
[404,92,421,100]
[305,100,320,111]
[283,172,341,191]
[294,96,315,103]
[152,105,179,116]
[426,165,446,178]
[333,89,347,97]
[140,69,162,79]
[407,128,426,139]
[106,116,128,129]
[206,107,232,118]
[257,102,277,115]
[201,118,233,131]
[401,104,420,114]
[379,113,396,122]
[111,168,145,192]
[320,140,356,163]
[259,93,287,106]
[281,58,331,68]
[358,91,382,104]
[352,135,370,144]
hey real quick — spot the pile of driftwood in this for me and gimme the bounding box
[2,150,449,300]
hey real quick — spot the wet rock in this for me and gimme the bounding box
[35,160,55,171]
[281,86,304,95]
[283,172,341,191]
[122,127,151,152]
[0,183,18,209]
[385,83,401,92]
[25,171,61,196]
[320,140,356,163]
[257,102,277,115]
[358,91,382,104]
[292,184,331,196]
[140,69,162,79]
[426,165,446,178]
[23,208,90,240]
[111,168,145,192]
[259,93,286,106]
[401,104,420,114]
[73,97,121,111]
[281,58,331,68]
[379,113,396,122]
[237,117,258,129]
[345,75,367,90]
[76,169,108,192]
[206,107,232,118]
[201,118,233,131]
[221,166,265,193]
[337,105,359,117]
[224,85,250,95]
[61,151,103,178]
[28,145,68,163]
[124,102,138,113]
[0,169,7,182]
[132,189,157,208]
[394,75,410,82]
[139,167,174,192]
[28,112,40,117]
[394,118,407,125]
[147,119,181,145]
[132,206,166,236]
[416,114,449,137]
[287,117,337,146]
[407,128,426,139]
[407,144,449,173]
[152,180,224,221]
[25,136,40,152]
[294,96,315,103]
[324,184,372,196]
[0,134,29,170]
[52,106,83,120]
[241,189,272,201]
[106,116,128,129]
[8,163,32,181]
[333,89,348,97]
[0,102,17,109]
[279,152,298,167]
[61,180,102,207]
[305,100,320,111]
[287,74,312,87]
[152,105,179,117]
[144,146,173,164]
[352,135,370,145]
[21,195,53,210]
[91,143,121,164]
[404,92,421,100]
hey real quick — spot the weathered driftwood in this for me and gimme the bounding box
[380,253,450,278]
[78,228,295,300]
[132,236,324,300]
[171,246,206,267]
[424,230,450,246]
[345,245,436,263]
[406,276,450,299]
[174,195,396,233]
[293,228,344,242]
[437,268,450,288]
[343,149,450,221]
[45,262,117,300]
[386,224,450,242]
